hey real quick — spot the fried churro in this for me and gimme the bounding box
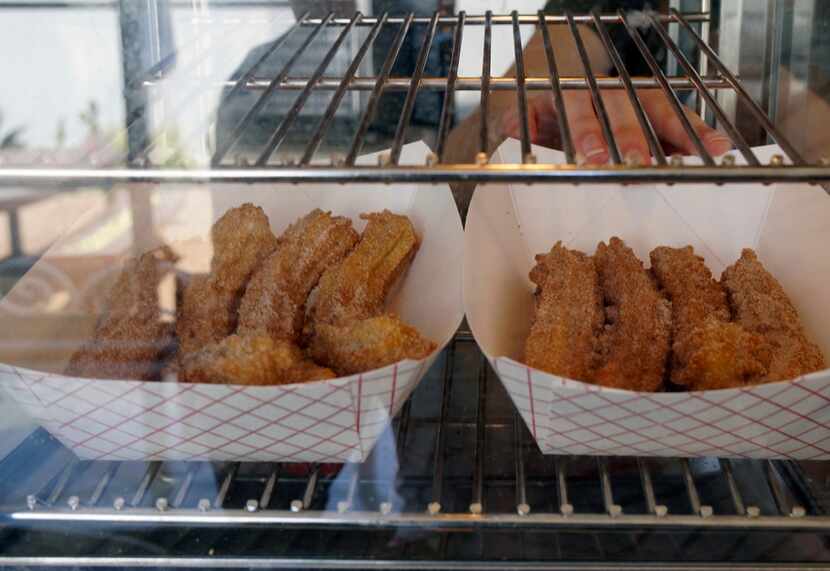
[177,204,278,357]
[650,245,771,390]
[309,313,436,375]
[307,210,419,329]
[722,249,825,381]
[180,334,335,385]
[593,237,671,391]
[66,245,177,380]
[524,242,604,382]
[238,209,358,342]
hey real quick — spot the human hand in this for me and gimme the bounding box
[500,89,732,164]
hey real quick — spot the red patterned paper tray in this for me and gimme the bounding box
[0,142,464,462]
[465,140,830,459]
[0,359,433,462]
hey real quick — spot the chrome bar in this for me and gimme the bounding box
[511,11,532,162]
[619,9,714,165]
[479,11,492,158]
[681,459,701,514]
[302,13,712,26]
[131,462,161,508]
[390,11,440,165]
[213,463,239,509]
[429,343,455,515]
[300,14,387,165]
[637,458,658,515]
[592,10,666,165]
[566,11,621,164]
[143,75,731,91]
[3,165,830,185]
[88,462,117,507]
[598,458,621,517]
[469,357,487,514]
[722,459,746,516]
[698,0,711,119]
[435,11,465,163]
[671,8,807,165]
[172,464,198,509]
[555,457,572,515]
[11,508,830,530]
[539,11,575,163]
[211,13,329,166]
[681,459,710,517]
[256,13,363,166]
[514,413,529,515]
[765,461,804,517]
[648,12,758,166]
[300,465,320,510]
[259,466,280,510]
[344,14,413,165]
[5,556,830,569]
[46,460,78,506]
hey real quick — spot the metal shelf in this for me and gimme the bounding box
[2,9,829,185]
[2,332,829,568]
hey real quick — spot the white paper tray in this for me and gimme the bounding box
[0,142,464,463]
[465,139,830,460]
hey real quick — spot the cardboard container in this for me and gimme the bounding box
[465,139,830,460]
[0,142,464,463]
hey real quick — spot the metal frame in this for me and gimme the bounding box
[2,334,823,531]
[2,9,829,185]
[1,334,828,568]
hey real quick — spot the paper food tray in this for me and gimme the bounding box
[0,141,464,463]
[465,139,830,460]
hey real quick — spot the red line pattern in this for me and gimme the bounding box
[3,359,431,463]
[492,357,830,460]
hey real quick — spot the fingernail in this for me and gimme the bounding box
[581,134,607,163]
[624,150,644,166]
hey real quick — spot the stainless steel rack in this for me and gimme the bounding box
[1,8,830,186]
[2,332,830,568]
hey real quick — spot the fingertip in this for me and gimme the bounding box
[702,130,733,157]
[622,148,647,166]
[578,133,609,165]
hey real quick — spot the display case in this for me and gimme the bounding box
[1,1,830,568]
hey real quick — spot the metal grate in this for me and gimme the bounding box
[2,332,830,568]
[1,9,830,186]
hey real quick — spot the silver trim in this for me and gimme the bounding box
[0,558,826,570]
[1,165,828,185]
[7,507,830,529]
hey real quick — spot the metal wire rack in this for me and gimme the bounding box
[2,332,830,568]
[1,8,830,187]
